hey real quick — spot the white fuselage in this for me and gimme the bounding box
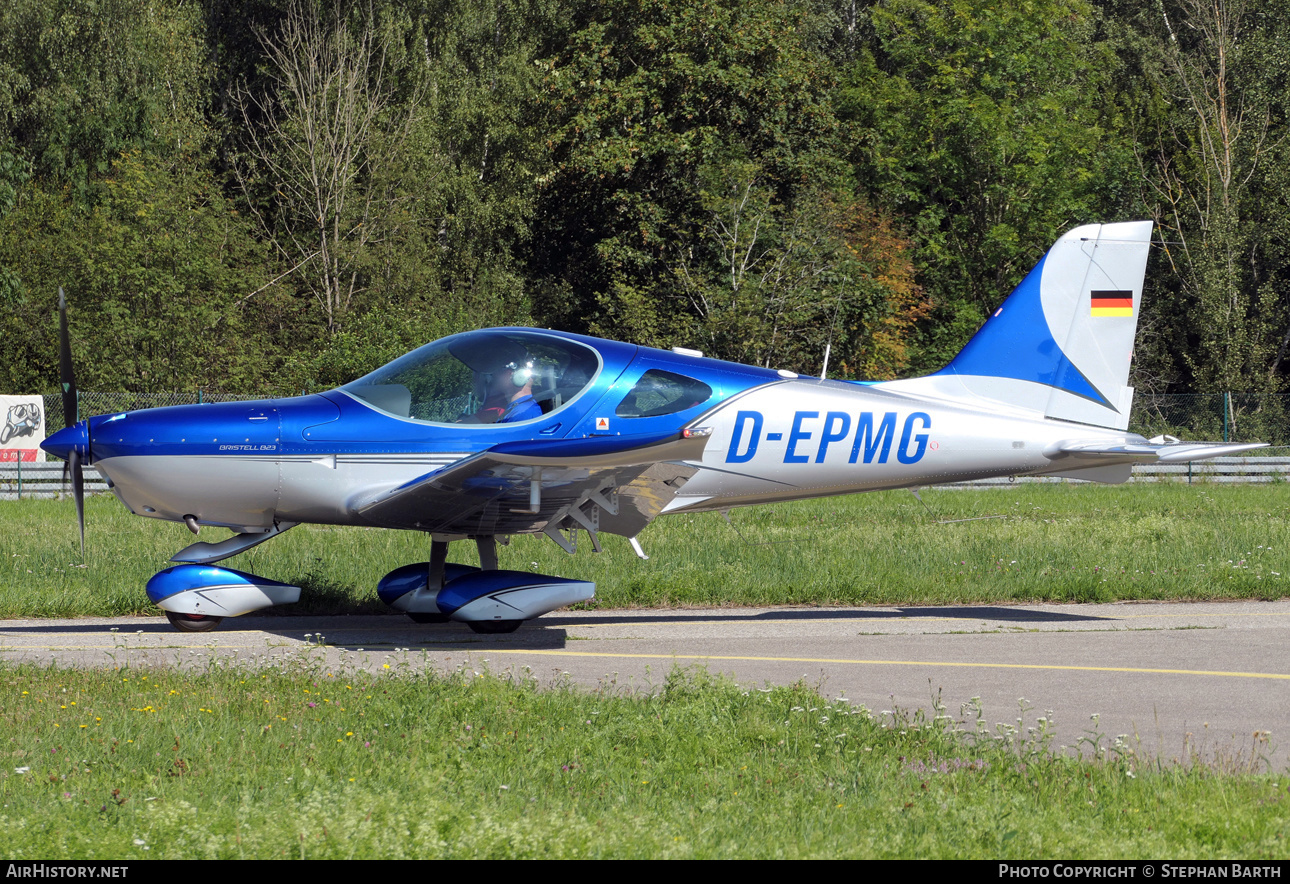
[666,378,1135,511]
[93,378,1139,534]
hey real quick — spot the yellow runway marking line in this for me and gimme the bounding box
[462,648,1290,681]
[1101,610,1290,620]
[5,642,1290,680]
[557,610,1290,627]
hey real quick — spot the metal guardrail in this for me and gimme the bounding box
[1,462,108,500]
[38,391,267,435]
[5,456,1290,500]
[949,455,1290,487]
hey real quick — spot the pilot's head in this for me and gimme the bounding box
[469,341,534,402]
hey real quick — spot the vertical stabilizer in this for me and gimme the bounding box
[921,221,1152,430]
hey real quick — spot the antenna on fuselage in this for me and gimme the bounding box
[820,342,831,380]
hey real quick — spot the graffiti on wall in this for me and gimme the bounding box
[0,397,45,462]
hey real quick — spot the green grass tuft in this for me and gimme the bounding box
[0,662,1284,859]
[2,483,1287,617]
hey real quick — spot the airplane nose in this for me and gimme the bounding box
[42,421,89,462]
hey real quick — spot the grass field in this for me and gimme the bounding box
[2,482,1287,617]
[0,660,1285,859]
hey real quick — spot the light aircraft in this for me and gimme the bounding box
[42,221,1263,632]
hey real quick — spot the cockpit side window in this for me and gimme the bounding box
[341,331,601,424]
[615,369,713,418]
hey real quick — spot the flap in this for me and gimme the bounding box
[354,430,710,537]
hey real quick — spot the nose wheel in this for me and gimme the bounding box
[164,611,224,633]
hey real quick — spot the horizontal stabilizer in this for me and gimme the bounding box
[1153,442,1269,464]
[1049,439,1268,464]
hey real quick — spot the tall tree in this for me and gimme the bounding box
[387,0,555,314]
[839,0,1137,373]
[529,0,843,354]
[288,0,557,389]
[232,0,420,335]
[676,158,927,375]
[0,150,274,394]
[0,0,258,393]
[0,0,208,187]
[1137,0,1290,398]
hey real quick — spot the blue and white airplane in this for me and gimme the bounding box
[42,221,1262,632]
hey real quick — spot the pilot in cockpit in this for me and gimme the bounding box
[460,342,544,424]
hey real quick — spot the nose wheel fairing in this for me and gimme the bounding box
[146,564,301,618]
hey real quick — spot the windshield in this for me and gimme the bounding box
[340,330,602,424]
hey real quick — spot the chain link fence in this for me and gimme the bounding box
[25,389,1290,447]
[1129,393,1290,446]
[40,391,266,434]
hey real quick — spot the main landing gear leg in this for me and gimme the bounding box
[475,535,498,571]
[406,539,452,624]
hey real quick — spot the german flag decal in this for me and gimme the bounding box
[1090,289,1133,317]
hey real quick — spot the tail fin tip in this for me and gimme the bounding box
[932,220,1152,430]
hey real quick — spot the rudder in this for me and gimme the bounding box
[926,221,1152,430]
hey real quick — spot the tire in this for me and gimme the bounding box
[0,426,10,444]
[467,619,523,635]
[407,612,451,624]
[165,611,223,633]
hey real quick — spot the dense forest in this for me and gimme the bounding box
[1,0,1287,400]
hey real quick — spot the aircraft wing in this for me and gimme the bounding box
[353,429,712,549]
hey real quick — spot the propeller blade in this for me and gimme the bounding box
[70,448,85,558]
[58,287,86,558]
[58,287,77,431]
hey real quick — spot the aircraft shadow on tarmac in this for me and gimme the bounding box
[542,606,1110,626]
[0,605,1110,649]
[0,619,573,653]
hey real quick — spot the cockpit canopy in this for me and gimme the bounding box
[340,330,602,424]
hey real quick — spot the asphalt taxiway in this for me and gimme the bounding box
[1,600,1286,766]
